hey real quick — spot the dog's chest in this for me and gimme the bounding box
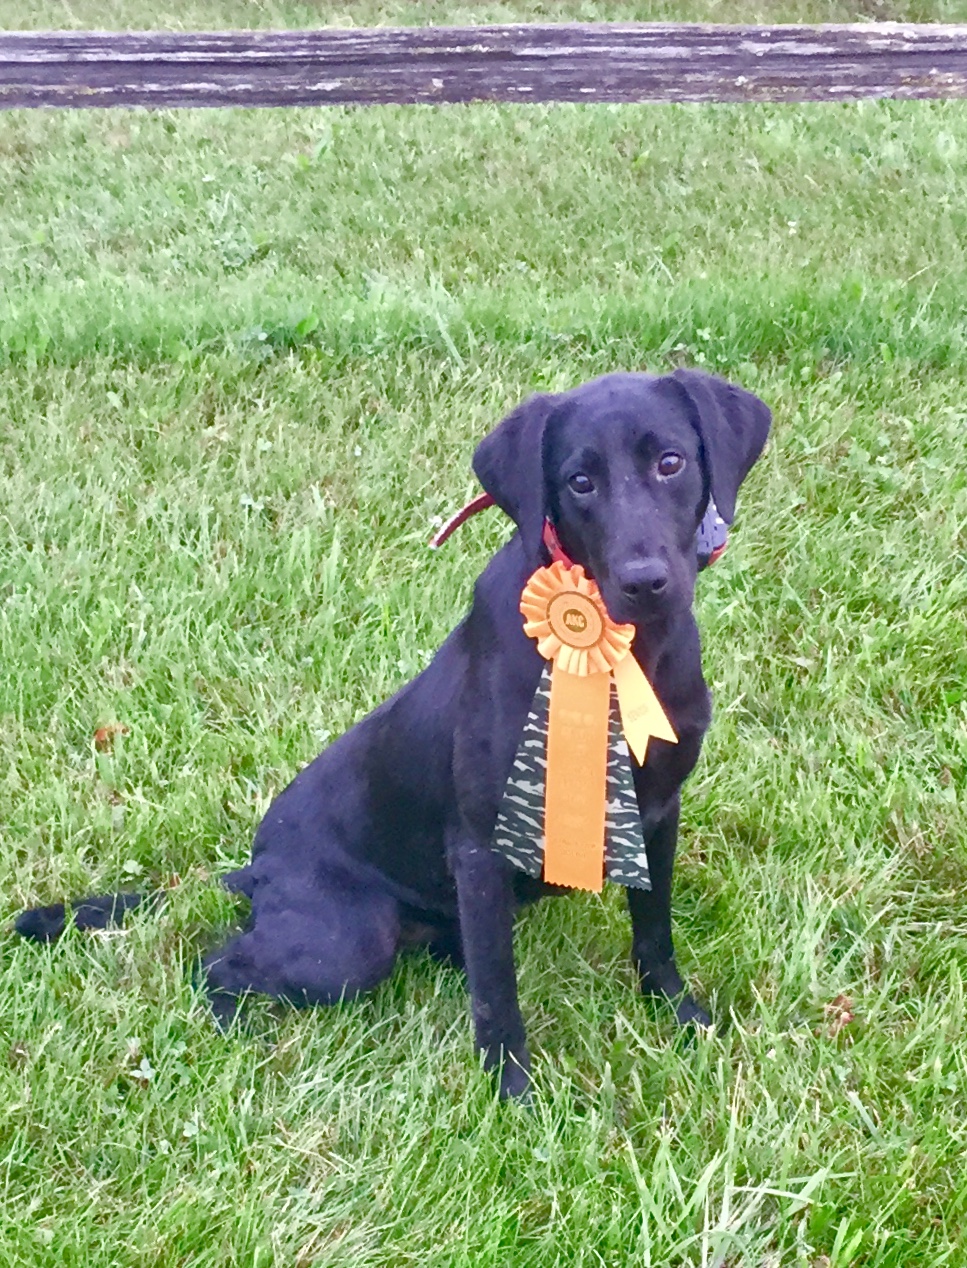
[492,665,654,889]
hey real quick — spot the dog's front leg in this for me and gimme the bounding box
[628,802,711,1028]
[451,842,530,1099]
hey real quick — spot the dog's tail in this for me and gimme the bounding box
[14,892,146,943]
[14,867,254,945]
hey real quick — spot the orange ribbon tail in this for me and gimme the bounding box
[611,652,677,765]
[543,669,610,892]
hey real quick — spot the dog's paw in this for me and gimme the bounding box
[498,1055,532,1102]
[483,1042,531,1101]
[637,957,712,1031]
[674,994,712,1030]
[14,903,68,943]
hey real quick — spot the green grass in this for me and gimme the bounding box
[5,0,967,30]
[3,1,967,1263]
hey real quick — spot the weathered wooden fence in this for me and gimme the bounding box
[2,24,967,110]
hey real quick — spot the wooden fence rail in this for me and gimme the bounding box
[2,24,967,110]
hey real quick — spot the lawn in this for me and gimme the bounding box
[2,1,967,1264]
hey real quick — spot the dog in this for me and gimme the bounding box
[17,369,770,1099]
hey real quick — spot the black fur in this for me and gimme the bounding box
[16,371,770,1099]
[14,892,143,942]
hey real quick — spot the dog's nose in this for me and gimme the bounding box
[617,559,668,600]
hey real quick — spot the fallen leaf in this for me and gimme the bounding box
[823,994,855,1038]
[94,723,129,752]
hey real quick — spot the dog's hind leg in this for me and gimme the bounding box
[426,923,464,970]
[399,913,465,969]
[627,804,711,1028]
[202,869,401,1023]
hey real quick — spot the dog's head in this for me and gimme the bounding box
[472,370,771,626]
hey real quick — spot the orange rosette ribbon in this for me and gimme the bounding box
[520,561,677,892]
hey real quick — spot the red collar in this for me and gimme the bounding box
[430,492,574,567]
[541,518,575,567]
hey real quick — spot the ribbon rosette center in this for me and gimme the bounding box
[521,563,634,678]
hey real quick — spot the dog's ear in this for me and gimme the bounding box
[671,369,771,523]
[472,393,558,557]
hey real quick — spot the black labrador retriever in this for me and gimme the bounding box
[17,369,770,1099]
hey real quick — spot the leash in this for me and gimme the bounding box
[430,491,728,569]
[429,491,496,549]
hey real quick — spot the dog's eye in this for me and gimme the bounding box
[657,452,685,478]
[568,473,595,495]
